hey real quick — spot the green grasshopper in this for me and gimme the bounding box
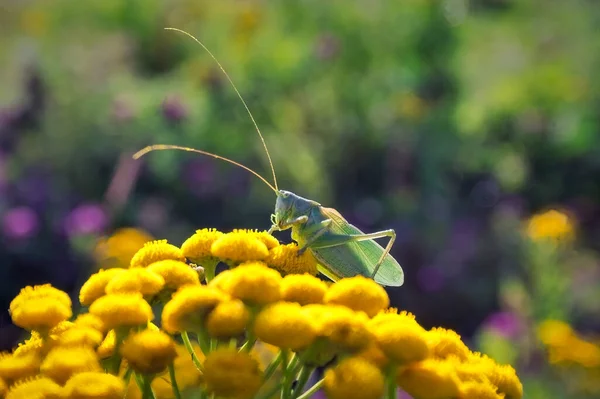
[133,29,404,287]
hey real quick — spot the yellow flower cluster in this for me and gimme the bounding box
[525,209,575,244]
[2,226,523,399]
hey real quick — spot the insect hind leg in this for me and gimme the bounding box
[369,229,396,280]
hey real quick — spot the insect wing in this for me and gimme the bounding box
[312,207,404,287]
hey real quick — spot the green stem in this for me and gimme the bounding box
[141,375,156,399]
[296,379,323,399]
[203,259,218,283]
[385,366,397,399]
[256,382,283,399]
[280,350,289,399]
[196,330,211,355]
[108,328,128,375]
[168,363,182,399]
[181,331,203,371]
[291,366,313,399]
[263,351,284,382]
[240,335,257,352]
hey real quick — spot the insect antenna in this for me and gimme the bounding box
[164,27,279,191]
[133,144,277,193]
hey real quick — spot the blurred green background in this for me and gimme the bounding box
[1,0,599,397]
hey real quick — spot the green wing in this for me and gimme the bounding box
[311,207,404,287]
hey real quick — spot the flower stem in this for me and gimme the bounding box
[385,366,397,399]
[291,366,313,398]
[141,375,156,399]
[168,362,182,399]
[203,259,218,283]
[181,331,203,371]
[196,329,211,355]
[296,379,323,399]
[263,351,284,382]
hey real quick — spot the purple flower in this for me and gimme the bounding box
[482,311,522,339]
[161,95,188,123]
[64,203,107,236]
[3,206,39,239]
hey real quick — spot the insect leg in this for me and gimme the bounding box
[296,219,332,255]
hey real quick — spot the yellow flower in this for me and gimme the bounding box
[41,346,101,384]
[74,313,106,333]
[0,352,41,382]
[12,333,44,357]
[95,227,154,269]
[147,260,200,292]
[150,343,205,398]
[397,359,461,399]
[80,269,127,306]
[9,285,72,331]
[97,330,116,359]
[324,275,389,317]
[246,229,279,250]
[203,349,262,399]
[57,326,104,348]
[525,209,574,243]
[181,228,223,261]
[162,285,228,333]
[371,319,429,364]
[105,268,165,296]
[130,240,185,268]
[486,364,523,399]
[459,381,504,399]
[428,327,471,361]
[264,243,318,276]
[220,261,282,305]
[254,302,317,350]
[6,376,61,399]
[206,300,250,339]
[280,274,328,305]
[356,342,389,370]
[0,378,6,398]
[89,293,153,330]
[120,330,177,375]
[303,304,372,352]
[370,308,418,328]
[63,371,125,399]
[211,230,269,263]
[323,357,385,399]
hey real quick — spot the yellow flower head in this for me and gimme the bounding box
[41,346,101,384]
[0,352,41,382]
[151,343,204,398]
[95,227,154,269]
[371,318,429,364]
[6,376,61,399]
[356,342,390,370]
[206,299,250,339]
[369,309,418,329]
[428,327,471,361]
[525,209,574,243]
[120,330,177,375]
[12,333,44,357]
[459,381,504,399]
[181,228,224,261]
[264,243,318,276]
[130,239,185,268]
[280,274,328,305]
[219,261,282,305]
[147,260,200,292]
[486,363,523,399]
[323,357,385,399]
[9,285,72,331]
[105,268,165,297]
[537,319,573,346]
[249,230,280,249]
[74,313,106,333]
[203,348,262,399]
[397,359,461,399]
[57,326,104,348]
[0,378,6,398]
[210,230,270,263]
[324,275,389,317]
[254,302,317,351]
[162,285,228,333]
[303,304,372,352]
[80,268,127,306]
[89,293,153,330]
[97,330,116,359]
[63,371,125,399]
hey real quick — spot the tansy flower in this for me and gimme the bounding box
[57,326,104,348]
[303,304,372,352]
[120,330,177,375]
[41,346,101,384]
[356,342,389,370]
[369,309,418,329]
[264,243,318,276]
[324,275,389,317]
[203,349,262,399]
[181,228,223,262]
[89,293,153,330]
[94,227,154,269]
[525,209,574,243]
[428,327,470,361]
[253,302,317,351]
[280,273,328,305]
[459,380,504,399]
[9,285,72,332]
[152,343,204,396]
[0,352,41,382]
[147,260,200,292]
[485,363,523,399]
[219,261,282,305]
[370,318,429,364]
[206,300,250,339]
[0,378,6,398]
[397,359,462,399]
[323,357,385,399]
[80,268,127,306]
[247,229,280,249]
[105,268,165,297]
[9,284,71,314]
[130,239,185,268]
[12,333,44,357]
[74,313,106,333]
[162,285,228,333]
[97,330,116,359]
[210,230,269,263]
[63,372,125,399]
[5,376,61,399]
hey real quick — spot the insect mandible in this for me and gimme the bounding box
[133,28,404,287]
